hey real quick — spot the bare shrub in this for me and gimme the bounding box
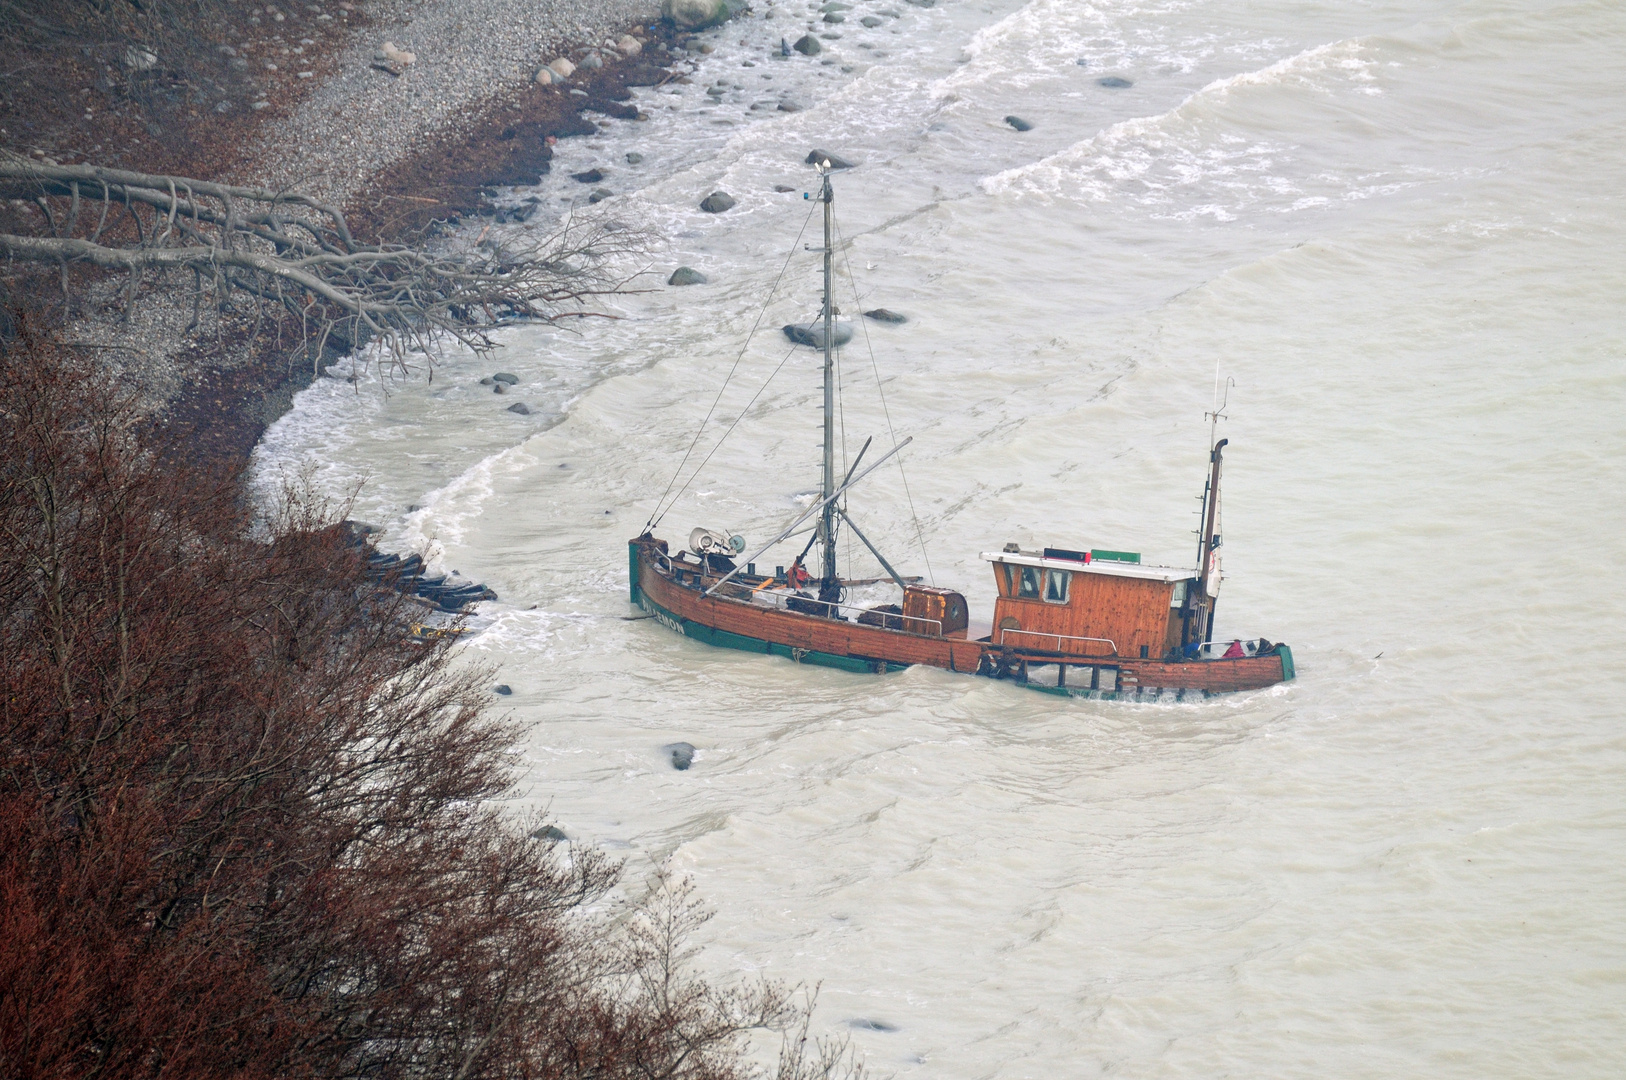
[0,323,853,1080]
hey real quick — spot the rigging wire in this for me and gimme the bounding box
[646,199,821,530]
[832,211,935,586]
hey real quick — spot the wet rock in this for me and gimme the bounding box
[479,376,495,385]
[626,151,644,164]
[778,99,804,112]
[1075,57,1089,66]
[804,148,854,169]
[668,266,708,285]
[1098,75,1132,88]
[819,1,851,9]
[706,85,726,97]
[793,34,822,55]
[588,187,613,203]
[493,382,507,394]
[494,684,513,695]
[549,57,576,78]
[700,191,736,213]
[530,824,568,842]
[783,321,854,348]
[861,15,882,26]
[863,308,907,324]
[664,742,696,770]
[684,38,714,53]
[823,11,845,22]
[492,372,520,384]
[507,402,533,415]
[847,1018,898,1032]
[578,50,604,70]
[662,0,735,31]
[571,167,605,183]
[1004,115,1033,131]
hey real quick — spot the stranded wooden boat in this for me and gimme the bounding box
[629,166,1292,699]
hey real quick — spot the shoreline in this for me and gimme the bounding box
[5,0,692,468]
[151,16,687,467]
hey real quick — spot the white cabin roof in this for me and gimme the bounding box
[980,550,1196,584]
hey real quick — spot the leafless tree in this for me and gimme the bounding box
[0,154,649,375]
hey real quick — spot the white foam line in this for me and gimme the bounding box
[980,38,1374,198]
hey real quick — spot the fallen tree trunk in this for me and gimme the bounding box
[0,154,649,373]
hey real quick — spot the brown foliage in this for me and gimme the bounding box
[0,324,851,1080]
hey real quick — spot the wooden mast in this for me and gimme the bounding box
[816,165,841,606]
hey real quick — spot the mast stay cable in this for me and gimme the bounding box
[833,211,935,586]
[646,199,821,530]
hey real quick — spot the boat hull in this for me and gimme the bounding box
[631,539,1291,698]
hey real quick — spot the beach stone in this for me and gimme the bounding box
[479,376,495,385]
[1004,115,1033,131]
[494,684,513,695]
[793,34,821,55]
[847,1018,898,1032]
[664,742,696,770]
[684,38,713,53]
[530,824,568,842]
[379,40,416,66]
[579,50,604,70]
[773,184,796,192]
[861,15,882,26]
[588,187,612,203]
[668,266,708,285]
[863,308,907,324]
[819,1,851,9]
[549,57,576,78]
[626,151,644,164]
[1075,57,1089,66]
[804,148,854,169]
[662,0,734,31]
[783,321,854,348]
[1098,76,1133,88]
[700,191,736,213]
[492,382,507,394]
[571,167,605,183]
[618,35,643,56]
[823,11,845,22]
[778,99,804,112]
[533,65,559,85]
[706,85,725,96]
[507,402,533,415]
[492,372,519,384]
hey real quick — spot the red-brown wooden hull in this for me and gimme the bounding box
[631,540,1291,697]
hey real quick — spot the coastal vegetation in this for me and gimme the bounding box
[0,328,857,1079]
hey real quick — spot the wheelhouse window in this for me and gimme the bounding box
[1018,565,1042,599]
[1044,569,1071,604]
[1000,563,1018,597]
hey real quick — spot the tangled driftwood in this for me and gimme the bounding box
[0,154,646,372]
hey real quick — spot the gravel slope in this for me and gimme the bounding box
[256,0,662,205]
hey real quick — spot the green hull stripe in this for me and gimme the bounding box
[1278,644,1296,681]
[628,543,642,605]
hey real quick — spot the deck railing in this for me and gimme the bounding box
[998,628,1118,656]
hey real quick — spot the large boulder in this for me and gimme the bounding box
[668,266,708,286]
[700,191,736,213]
[783,321,854,348]
[662,0,739,31]
[804,148,854,169]
[793,33,821,55]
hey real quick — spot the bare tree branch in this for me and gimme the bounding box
[0,154,653,375]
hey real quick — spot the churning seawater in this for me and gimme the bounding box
[252,0,1626,1074]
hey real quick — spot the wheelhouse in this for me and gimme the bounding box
[983,546,1207,661]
